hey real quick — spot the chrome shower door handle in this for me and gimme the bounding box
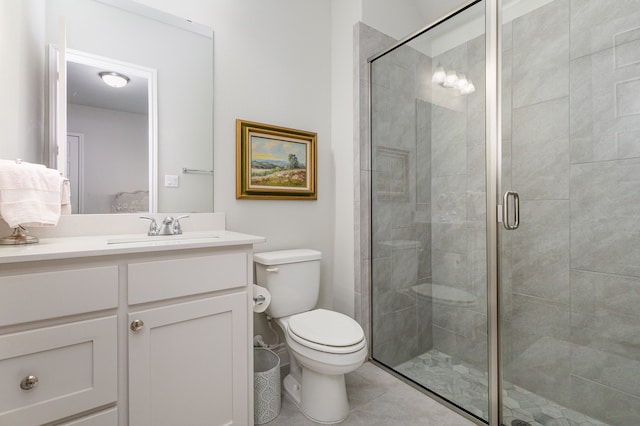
[502,191,520,230]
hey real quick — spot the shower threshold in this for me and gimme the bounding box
[395,350,609,426]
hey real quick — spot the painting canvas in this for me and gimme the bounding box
[250,134,309,190]
[236,120,317,199]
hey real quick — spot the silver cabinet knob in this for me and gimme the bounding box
[20,375,38,391]
[130,319,145,331]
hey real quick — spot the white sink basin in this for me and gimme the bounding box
[107,232,221,245]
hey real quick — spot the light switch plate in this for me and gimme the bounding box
[164,174,179,187]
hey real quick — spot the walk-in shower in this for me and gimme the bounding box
[366,1,640,425]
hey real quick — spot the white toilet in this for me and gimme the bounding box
[254,249,367,424]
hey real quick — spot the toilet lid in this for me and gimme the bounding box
[287,309,364,347]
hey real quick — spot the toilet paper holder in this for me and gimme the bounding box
[252,284,271,313]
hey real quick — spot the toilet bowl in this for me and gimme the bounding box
[276,310,367,423]
[254,250,368,424]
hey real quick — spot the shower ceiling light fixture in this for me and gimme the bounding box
[99,71,130,88]
[432,65,475,94]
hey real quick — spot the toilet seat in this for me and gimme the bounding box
[286,309,365,354]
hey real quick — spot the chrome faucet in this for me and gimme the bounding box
[171,215,189,234]
[140,216,159,235]
[140,215,189,236]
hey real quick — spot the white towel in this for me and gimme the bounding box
[61,178,71,215]
[0,159,45,168]
[0,161,68,228]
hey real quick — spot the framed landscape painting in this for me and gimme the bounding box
[236,119,317,200]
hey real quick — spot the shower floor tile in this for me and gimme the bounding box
[396,349,609,426]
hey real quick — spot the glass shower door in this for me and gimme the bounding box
[369,1,490,421]
[500,0,640,425]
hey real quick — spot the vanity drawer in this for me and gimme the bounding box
[0,316,117,426]
[59,407,118,426]
[0,266,118,327]
[128,252,248,304]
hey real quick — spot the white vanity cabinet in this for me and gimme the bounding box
[0,228,262,426]
[0,264,119,426]
[126,248,251,426]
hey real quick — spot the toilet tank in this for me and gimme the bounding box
[254,249,321,318]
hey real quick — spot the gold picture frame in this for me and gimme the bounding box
[236,119,317,200]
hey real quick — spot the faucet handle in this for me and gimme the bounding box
[173,215,189,235]
[139,216,159,236]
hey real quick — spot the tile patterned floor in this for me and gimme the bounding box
[396,350,609,426]
[265,362,476,425]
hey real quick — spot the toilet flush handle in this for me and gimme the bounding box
[266,267,279,273]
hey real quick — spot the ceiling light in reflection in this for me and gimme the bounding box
[431,65,446,84]
[460,79,475,94]
[432,66,475,95]
[443,70,458,88]
[454,74,468,90]
[99,71,130,88]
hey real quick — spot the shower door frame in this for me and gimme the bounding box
[367,1,504,425]
[486,1,502,426]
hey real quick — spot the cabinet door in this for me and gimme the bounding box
[128,293,249,426]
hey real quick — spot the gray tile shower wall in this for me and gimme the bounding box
[355,23,396,361]
[361,19,490,370]
[357,0,640,422]
[504,0,640,423]
[370,37,432,367]
[427,32,489,373]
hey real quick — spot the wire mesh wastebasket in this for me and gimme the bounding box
[254,348,281,424]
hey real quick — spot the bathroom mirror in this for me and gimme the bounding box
[5,0,214,214]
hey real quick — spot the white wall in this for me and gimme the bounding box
[414,0,471,27]
[331,0,363,316]
[67,104,148,213]
[362,0,427,41]
[0,0,45,163]
[361,0,470,44]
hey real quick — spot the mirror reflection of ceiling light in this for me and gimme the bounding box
[444,70,458,88]
[432,65,446,84]
[99,71,130,88]
[454,74,468,90]
[431,65,475,94]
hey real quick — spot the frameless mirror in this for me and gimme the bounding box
[2,0,214,214]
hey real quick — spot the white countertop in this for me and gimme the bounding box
[0,230,266,264]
